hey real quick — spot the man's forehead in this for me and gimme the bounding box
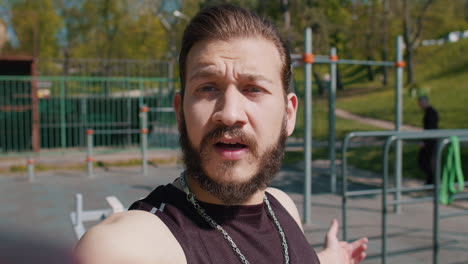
[186,37,282,80]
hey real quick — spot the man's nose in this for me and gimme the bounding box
[212,86,247,127]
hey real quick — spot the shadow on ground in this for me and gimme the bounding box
[272,165,380,196]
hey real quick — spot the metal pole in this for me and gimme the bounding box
[433,138,450,264]
[394,35,404,213]
[329,47,337,193]
[138,81,144,108]
[86,129,94,178]
[168,61,174,92]
[27,157,35,182]
[382,136,396,264]
[141,106,149,176]
[303,27,313,225]
[60,78,67,150]
[341,133,354,241]
[75,193,83,226]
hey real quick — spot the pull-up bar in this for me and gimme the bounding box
[297,27,405,224]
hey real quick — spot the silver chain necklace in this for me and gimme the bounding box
[180,173,290,264]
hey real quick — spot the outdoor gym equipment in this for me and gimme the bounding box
[85,104,175,177]
[296,27,405,224]
[439,136,465,205]
[340,129,468,264]
[70,193,126,240]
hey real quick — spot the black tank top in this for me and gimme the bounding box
[129,184,320,264]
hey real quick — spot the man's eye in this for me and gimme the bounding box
[198,85,218,93]
[244,86,263,93]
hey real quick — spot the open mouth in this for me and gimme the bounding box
[215,142,248,151]
[213,139,250,160]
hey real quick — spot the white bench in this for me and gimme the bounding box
[70,193,126,240]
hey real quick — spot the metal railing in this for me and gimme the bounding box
[0,76,179,154]
[341,129,468,264]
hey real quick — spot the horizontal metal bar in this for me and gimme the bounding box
[70,209,112,223]
[149,107,174,112]
[329,59,394,66]
[347,129,468,140]
[93,129,140,135]
[290,54,395,66]
[345,188,382,197]
[345,185,435,197]
[440,210,468,219]
[79,209,112,222]
[387,197,434,206]
[41,123,132,128]
[452,192,468,199]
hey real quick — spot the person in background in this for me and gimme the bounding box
[418,95,439,185]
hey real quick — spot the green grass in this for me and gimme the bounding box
[292,97,383,140]
[2,156,178,174]
[336,39,468,129]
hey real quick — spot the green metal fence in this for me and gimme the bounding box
[0,76,179,154]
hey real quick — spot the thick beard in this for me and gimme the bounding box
[178,113,287,205]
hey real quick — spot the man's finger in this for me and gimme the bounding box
[350,237,368,251]
[350,238,368,263]
[351,242,367,259]
[326,219,339,242]
[352,252,367,264]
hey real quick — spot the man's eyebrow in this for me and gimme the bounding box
[189,67,273,84]
[238,73,273,84]
[189,66,221,82]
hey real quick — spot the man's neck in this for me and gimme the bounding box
[173,176,265,205]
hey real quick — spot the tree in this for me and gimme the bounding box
[402,0,434,85]
[10,0,61,58]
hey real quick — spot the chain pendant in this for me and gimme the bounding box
[180,173,289,264]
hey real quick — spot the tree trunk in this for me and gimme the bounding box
[63,48,70,75]
[313,71,324,96]
[367,55,375,81]
[337,66,344,91]
[381,0,389,86]
[403,0,414,84]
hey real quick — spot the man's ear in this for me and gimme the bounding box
[286,93,298,136]
[173,92,182,124]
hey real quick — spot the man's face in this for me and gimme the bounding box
[174,37,297,202]
[418,99,427,110]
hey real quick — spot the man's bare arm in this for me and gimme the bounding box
[74,210,186,264]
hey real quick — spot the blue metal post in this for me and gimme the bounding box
[27,157,35,182]
[141,106,149,176]
[329,47,337,193]
[86,129,94,178]
[394,36,404,213]
[382,136,396,264]
[60,78,66,150]
[433,138,449,264]
[304,27,313,225]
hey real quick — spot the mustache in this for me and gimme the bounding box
[200,125,259,157]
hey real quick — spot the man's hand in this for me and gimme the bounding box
[317,219,368,264]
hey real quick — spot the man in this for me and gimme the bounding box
[418,95,439,185]
[75,5,368,263]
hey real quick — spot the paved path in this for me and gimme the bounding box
[336,108,421,131]
[1,161,467,263]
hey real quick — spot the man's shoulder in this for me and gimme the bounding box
[266,187,303,231]
[74,210,186,263]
